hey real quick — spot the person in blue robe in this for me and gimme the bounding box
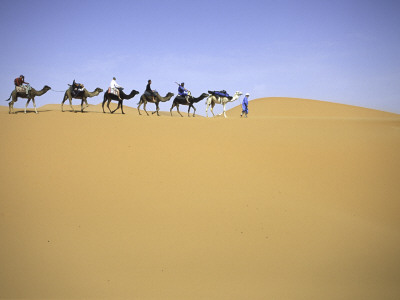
[178,82,190,103]
[241,93,250,117]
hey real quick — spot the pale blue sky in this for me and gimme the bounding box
[1,0,399,114]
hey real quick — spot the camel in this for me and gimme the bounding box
[137,92,174,116]
[5,85,51,114]
[170,93,209,117]
[102,89,140,114]
[61,87,103,112]
[205,91,243,118]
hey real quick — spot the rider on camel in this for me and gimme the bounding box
[14,75,31,96]
[178,82,190,104]
[145,79,156,102]
[110,77,122,100]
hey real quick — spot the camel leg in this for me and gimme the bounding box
[223,103,227,118]
[32,97,38,114]
[108,99,113,113]
[170,103,175,116]
[10,95,20,114]
[137,101,142,115]
[12,101,16,114]
[155,102,160,116]
[81,98,89,112]
[120,102,125,114]
[61,95,67,112]
[83,99,89,110]
[188,104,196,117]
[205,101,209,117]
[110,101,117,113]
[68,97,75,112]
[143,102,149,116]
[210,102,216,117]
[25,99,31,114]
[112,101,121,114]
[12,95,18,114]
[102,98,106,113]
[176,104,183,117]
[9,101,14,114]
[151,102,158,115]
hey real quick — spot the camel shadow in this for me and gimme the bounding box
[14,109,53,114]
[62,109,103,114]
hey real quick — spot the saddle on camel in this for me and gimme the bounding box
[108,86,123,97]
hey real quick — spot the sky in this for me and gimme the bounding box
[1,0,399,114]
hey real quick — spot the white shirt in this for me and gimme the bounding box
[110,79,121,89]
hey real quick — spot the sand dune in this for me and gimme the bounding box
[1,98,399,299]
[227,97,399,118]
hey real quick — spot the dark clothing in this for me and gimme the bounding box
[145,83,155,97]
[14,77,26,86]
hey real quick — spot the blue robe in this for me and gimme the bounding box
[178,85,188,96]
[242,96,249,113]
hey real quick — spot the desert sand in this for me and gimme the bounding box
[1,97,399,299]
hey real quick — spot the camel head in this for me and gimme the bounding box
[124,90,140,99]
[234,91,243,97]
[43,85,52,91]
[200,93,209,98]
[159,92,174,102]
[95,88,104,93]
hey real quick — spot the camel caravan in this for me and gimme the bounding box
[5,75,248,117]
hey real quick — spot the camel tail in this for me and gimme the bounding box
[5,93,12,102]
